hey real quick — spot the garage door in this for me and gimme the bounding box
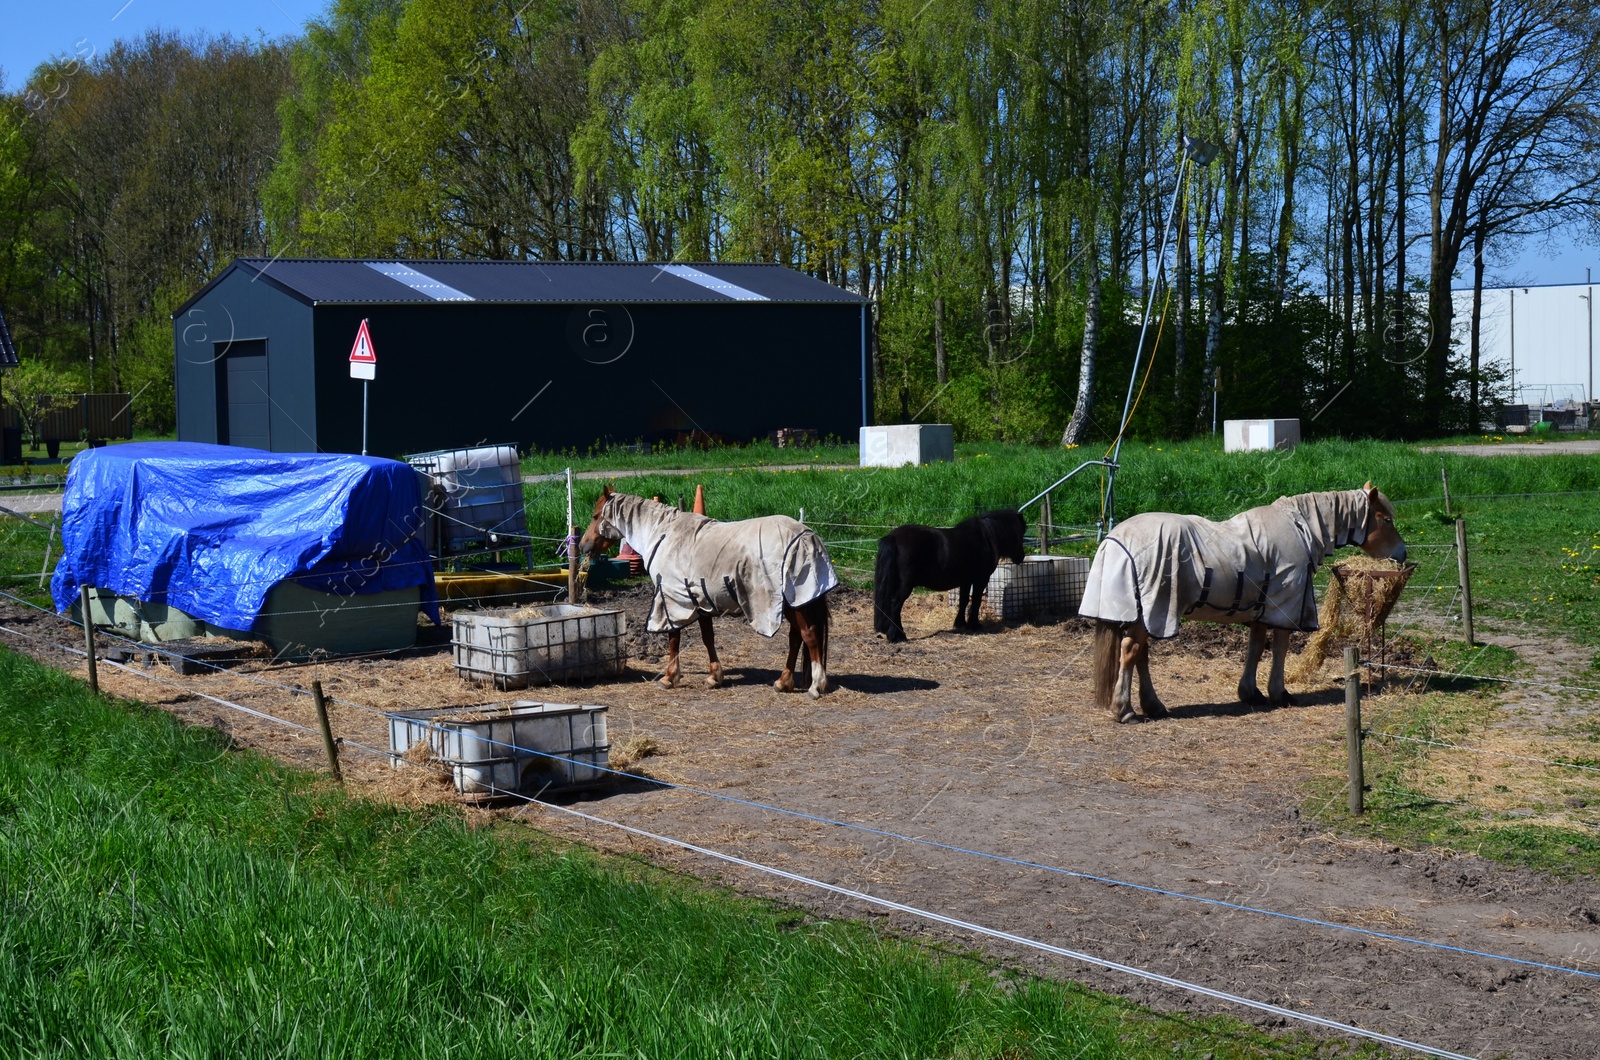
[217,340,270,450]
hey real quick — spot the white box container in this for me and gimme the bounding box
[453,604,627,689]
[388,700,610,795]
[408,443,528,553]
[1223,419,1300,453]
[950,555,1090,621]
[859,424,955,467]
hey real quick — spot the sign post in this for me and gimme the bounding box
[349,318,376,455]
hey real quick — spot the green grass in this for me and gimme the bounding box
[1301,633,1600,878]
[0,647,1368,1059]
[0,517,54,610]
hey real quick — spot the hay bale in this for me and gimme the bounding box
[1287,557,1413,684]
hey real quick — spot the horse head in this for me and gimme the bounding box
[1358,482,1407,562]
[578,483,620,558]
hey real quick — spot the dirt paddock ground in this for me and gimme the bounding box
[4,585,1598,1058]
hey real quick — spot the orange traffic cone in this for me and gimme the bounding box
[693,484,706,515]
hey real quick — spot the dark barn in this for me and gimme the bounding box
[174,259,870,456]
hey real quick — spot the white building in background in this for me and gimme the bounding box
[1453,282,1595,407]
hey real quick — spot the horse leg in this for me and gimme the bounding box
[1237,623,1268,705]
[699,612,723,688]
[1131,626,1167,718]
[661,627,683,689]
[774,607,800,693]
[793,604,829,699]
[876,550,908,643]
[953,582,979,630]
[1265,627,1295,706]
[886,582,910,643]
[954,584,971,631]
[1114,631,1139,723]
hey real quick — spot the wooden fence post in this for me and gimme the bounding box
[1455,518,1475,647]
[1345,646,1363,815]
[311,680,343,785]
[1440,466,1452,516]
[79,584,98,695]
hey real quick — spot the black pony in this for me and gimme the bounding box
[873,510,1027,643]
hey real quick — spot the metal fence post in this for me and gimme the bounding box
[1455,518,1475,647]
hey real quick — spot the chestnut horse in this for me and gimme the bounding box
[578,486,836,698]
[1081,483,1407,723]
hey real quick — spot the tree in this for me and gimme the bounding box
[4,361,77,450]
[1422,0,1600,431]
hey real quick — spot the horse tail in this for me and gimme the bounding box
[812,594,830,670]
[872,536,897,634]
[1092,621,1123,710]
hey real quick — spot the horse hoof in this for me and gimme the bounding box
[1269,693,1296,707]
[773,676,795,693]
[807,686,822,700]
[705,675,724,689]
[659,675,680,690]
[1116,709,1143,724]
[1238,689,1266,706]
[884,630,906,644]
[1141,702,1169,719]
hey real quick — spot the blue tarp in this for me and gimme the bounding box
[52,442,441,631]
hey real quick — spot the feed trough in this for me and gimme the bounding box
[388,700,610,796]
[452,603,627,689]
[949,555,1090,621]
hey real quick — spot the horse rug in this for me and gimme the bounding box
[639,511,838,637]
[1078,491,1368,640]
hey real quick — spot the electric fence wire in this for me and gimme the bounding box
[2,586,1596,994]
[1367,660,1600,699]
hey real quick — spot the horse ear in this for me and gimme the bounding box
[602,483,614,499]
[1363,480,1374,492]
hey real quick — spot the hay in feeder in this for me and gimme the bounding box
[1286,556,1414,683]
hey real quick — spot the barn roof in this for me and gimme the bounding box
[179,258,868,313]
[0,306,19,369]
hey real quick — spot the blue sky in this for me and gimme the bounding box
[3,0,1595,286]
[0,0,324,92]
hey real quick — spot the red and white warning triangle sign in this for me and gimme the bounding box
[349,318,376,380]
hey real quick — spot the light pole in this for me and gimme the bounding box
[1508,287,1517,405]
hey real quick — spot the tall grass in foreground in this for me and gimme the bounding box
[0,649,1352,1059]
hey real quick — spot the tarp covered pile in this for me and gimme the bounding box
[51,442,440,632]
